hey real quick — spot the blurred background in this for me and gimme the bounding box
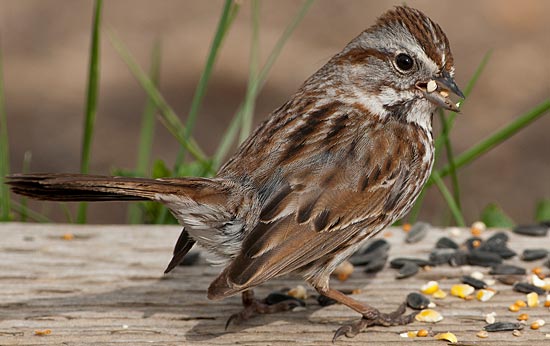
[1,0,549,224]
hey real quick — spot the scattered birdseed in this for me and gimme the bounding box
[527,292,539,307]
[390,257,431,269]
[449,227,461,237]
[521,249,549,261]
[433,289,447,299]
[402,223,412,232]
[265,292,305,307]
[450,284,475,299]
[449,250,469,267]
[430,248,456,265]
[420,281,439,295]
[531,275,550,291]
[509,304,520,312]
[517,313,529,321]
[514,282,545,295]
[476,289,496,302]
[427,80,437,93]
[417,329,429,337]
[435,237,459,249]
[34,329,52,336]
[485,278,496,286]
[491,264,526,275]
[396,261,420,279]
[512,329,522,337]
[61,233,74,240]
[333,261,354,281]
[288,285,308,300]
[484,322,524,332]
[513,225,548,237]
[434,332,457,343]
[531,321,541,330]
[122,324,129,329]
[486,312,497,324]
[406,292,431,310]
[406,222,430,243]
[399,331,420,338]
[317,294,337,307]
[467,250,502,267]
[512,302,525,310]
[462,275,487,289]
[532,267,544,276]
[536,319,546,326]
[415,309,443,323]
[471,271,484,280]
[476,330,489,338]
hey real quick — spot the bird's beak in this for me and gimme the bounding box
[416,71,465,113]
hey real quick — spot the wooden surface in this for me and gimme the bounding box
[1,223,549,346]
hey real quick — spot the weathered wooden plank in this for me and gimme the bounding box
[1,223,549,345]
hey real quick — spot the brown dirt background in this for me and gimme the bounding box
[1,0,549,224]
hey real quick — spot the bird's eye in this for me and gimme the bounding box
[395,53,414,71]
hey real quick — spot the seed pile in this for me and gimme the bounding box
[344,221,550,341]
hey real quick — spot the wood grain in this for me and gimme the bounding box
[1,223,549,345]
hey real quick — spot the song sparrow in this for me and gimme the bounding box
[7,5,463,341]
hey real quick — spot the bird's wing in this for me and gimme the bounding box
[209,116,431,299]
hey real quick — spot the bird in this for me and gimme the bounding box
[7,5,463,341]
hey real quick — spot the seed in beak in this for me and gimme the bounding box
[439,90,449,98]
[427,80,437,93]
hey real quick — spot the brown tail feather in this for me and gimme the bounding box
[5,173,209,202]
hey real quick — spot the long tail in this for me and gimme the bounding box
[5,173,218,202]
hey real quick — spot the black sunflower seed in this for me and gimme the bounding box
[484,322,524,332]
[406,292,430,310]
[349,239,390,266]
[396,261,420,279]
[429,248,456,265]
[464,237,483,251]
[449,250,469,267]
[489,264,526,275]
[363,257,387,273]
[513,225,549,237]
[390,257,431,269]
[461,275,488,289]
[265,292,305,306]
[521,248,548,261]
[405,222,430,243]
[467,250,503,267]
[513,282,546,295]
[496,275,524,285]
[317,294,337,307]
[435,237,459,249]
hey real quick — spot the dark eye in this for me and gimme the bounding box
[395,53,414,71]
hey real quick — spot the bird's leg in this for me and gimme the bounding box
[225,289,304,329]
[316,287,417,342]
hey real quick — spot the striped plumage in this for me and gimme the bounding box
[7,6,462,340]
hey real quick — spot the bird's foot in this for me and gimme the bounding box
[332,302,417,342]
[225,290,305,329]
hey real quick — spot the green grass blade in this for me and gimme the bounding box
[535,199,550,223]
[431,99,550,184]
[128,40,162,224]
[107,29,209,166]
[438,110,461,212]
[480,203,515,228]
[175,0,241,167]
[431,170,465,226]
[185,0,240,145]
[239,0,260,143]
[0,42,10,221]
[77,0,103,224]
[11,201,52,223]
[212,0,315,167]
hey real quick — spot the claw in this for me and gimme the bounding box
[225,313,238,330]
[332,325,353,343]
